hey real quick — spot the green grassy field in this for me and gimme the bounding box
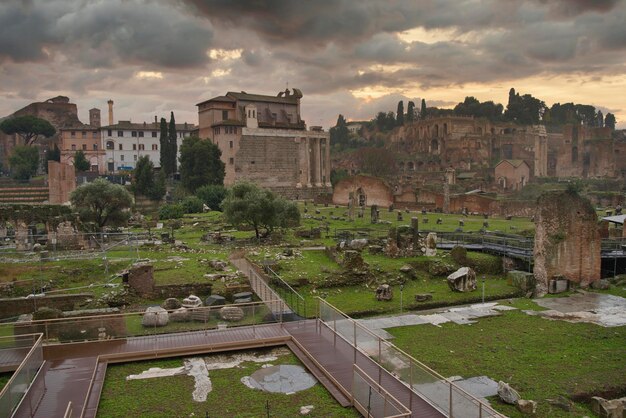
[388,299,626,417]
[0,372,11,392]
[97,348,359,418]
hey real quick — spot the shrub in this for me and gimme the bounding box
[181,196,203,214]
[195,184,226,211]
[159,204,184,220]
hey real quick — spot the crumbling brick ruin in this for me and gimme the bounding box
[533,190,601,296]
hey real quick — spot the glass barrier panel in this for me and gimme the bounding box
[450,384,482,418]
[355,325,380,361]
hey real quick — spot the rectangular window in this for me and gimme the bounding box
[139,144,144,151]
[93,144,98,150]
[82,144,87,151]
[133,154,137,161]
[92,132,97,139]
[151,131,157,138]
[71,131,76,138]
[82,131,87,138]
[71,144,76,150]
[118,144,123,150]
[121,155,124,161]
[229,158,234,164]
[222,110,228,120]
[152,144,158,151]
[132,144,137,151]
[107,129,112,136]
[131,131,137,137]
[229,141,233,149]
[117,131,123,137]
[139,131,144,138]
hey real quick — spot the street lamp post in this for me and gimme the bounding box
[400,284,404,313]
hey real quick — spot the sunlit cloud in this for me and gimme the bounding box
[135,71,163,80]
[208,49,243,60]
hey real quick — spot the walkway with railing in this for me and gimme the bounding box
[0,298,507,418]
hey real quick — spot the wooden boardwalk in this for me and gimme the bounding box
[9,320,447,418]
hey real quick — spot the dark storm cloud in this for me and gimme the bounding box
[0,0,214,68]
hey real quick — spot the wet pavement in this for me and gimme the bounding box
[530,292,626,327]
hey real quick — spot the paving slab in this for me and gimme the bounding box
[532,292,626,327]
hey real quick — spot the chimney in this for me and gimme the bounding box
[107,100,114,125]
[154,115,157,126]
[89,108,101,128]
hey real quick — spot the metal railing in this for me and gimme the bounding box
[352,364,411,418]
[0,300,286,345]
[0,333,45,418]
[318,299,505,418]
[266,266,308,318]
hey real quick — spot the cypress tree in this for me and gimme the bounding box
[407,101,415,123]
[159,117,169,174]
[168,112,177,174]
[396,101,404,126]
[420,99,427,118]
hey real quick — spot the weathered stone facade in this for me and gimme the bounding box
[332,175,394,207]
[197,89,331,199]
[533,191,601,296]
[48,161,76,204]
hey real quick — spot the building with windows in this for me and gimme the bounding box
[100,119,195,173]
[196,88,331,198]
[58,108,104,172]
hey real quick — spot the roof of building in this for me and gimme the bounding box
[602,214,626,225]
[211,119,245,127]
[456,172,478,180]
[496,159,529,168]
[102,121,196,131]
[197,90,302,106]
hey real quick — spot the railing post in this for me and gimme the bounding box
[44,322,49,342]
[479,401,483,418]
[409,360,413,410]
[252,303,256,337]
[378,337,382,385]
[449,381,453,417]
[333,315,337,347]
[353,321,357,363]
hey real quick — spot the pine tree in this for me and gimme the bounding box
[159,117,169,174]
[168,112,178,174]
[605,113,616,130]
[396,101,404,126]
[407,101,415,123]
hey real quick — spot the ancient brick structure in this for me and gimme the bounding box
[48,161,76,204]
[126,263,155,296]
[332,175,394,207]
[533,191,601,296]
[494,160,530,191]
[197,89,331,199]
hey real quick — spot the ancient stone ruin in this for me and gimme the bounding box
[533,190,601,296]
[447,267,477,292]
[375,284,393,301]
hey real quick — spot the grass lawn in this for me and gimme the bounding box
[0,372,11,392]
[97,348,359,418]
[387,299,626,417]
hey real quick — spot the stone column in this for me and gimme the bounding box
[313,138,322,186]
[324,137,331,187]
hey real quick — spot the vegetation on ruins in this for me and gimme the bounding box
[70,178,133,231]
[0,115,56,145]
[406,100,415,123]
[353,147,398,177]
[195,184,226,211]
[396,100,404,126]
[179,136,225,193]
[222,182,300,239]
[330,168,349,187]
[158,203,184,219]
[180,195,204,214]
[9,145,39,180]
[605,112,616,129]
[329,114,350,149]
[454,96,504,120]
[132,156,165,201]
[73,150,90,172]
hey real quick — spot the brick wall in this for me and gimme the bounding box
[0,293,93,319]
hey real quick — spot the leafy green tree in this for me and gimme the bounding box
[132,156,165,201]
[406,101,415,123]
[222,182,300,239]
[504,88,545,125]
[453,96,504,121]
[158,117,169,174]
[0,115,56,145]
[179,136,225,193]
[374,111,396,132]
[9,145,39,180]
[396,101,404,126]
[168,112,178,174]
[45,144,61,173]
[420,99,427,118]
[605,113,616,130]
[70,178,133,231]
[73,150,91,172]
[195,184,226,211]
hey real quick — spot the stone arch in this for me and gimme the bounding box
[498,176,507,189]
[434,124,439,137]
[572,146,578,162]
[356,187,367,206]
[398,161,405,171]
[443,123,448,135]
[407,161,415,171]
[430,138,439,153]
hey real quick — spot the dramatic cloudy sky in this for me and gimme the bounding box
[1,0,625,128]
